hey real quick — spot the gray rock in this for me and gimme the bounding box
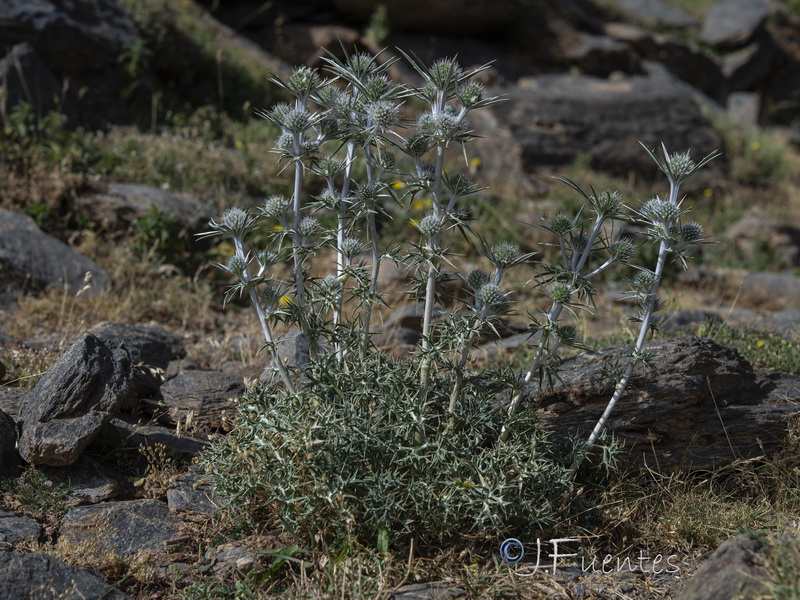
[0,409,22,478]
[472,73,723,199]
[41,455,128,505]
[601,0,697,28]
[0,510,41,548]
[566,34,638,77]
[73,184,215,250]
[676,534,769,600]
[167,472,221,518]
[91,322,186,369]
[18,334,135,466]
[159,371,244,430]
[0,0,140,124]
[722,215,800,268]
[383,305,441,333]
[59,499,181,559]
[392,583,466,600]
[0,42,63,117]
[371,325,422,357]
[203,543,257,578]
[516,337,800,469]
[107,416,208,456]
[0,210,110,306]
[259,328,319,384]
[0,551,129,600]
[0,387,29,420]
[700,0,772,48]
[727,91,761,124]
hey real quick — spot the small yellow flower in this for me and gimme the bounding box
[273,225,283,231]
[279,295,293,307]
[751,141,762,152]
[181,0,190,7]
[757,340,765,347]
[411,197,432,210]
[703,188,714,198]
[470,157,481,168]
[234,140,244,149]
[391,180,405,190]
[408,218,419,228]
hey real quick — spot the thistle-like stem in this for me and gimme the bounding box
[232,237,296,394]
[360,143,380,356]
[289,151,317,361]
[335,142,355,362]
[419,143,447,391]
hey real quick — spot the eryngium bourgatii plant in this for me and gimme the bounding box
[201,47,719,548]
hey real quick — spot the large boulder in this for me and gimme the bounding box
[59,499,182,559]
[0,552,129,600]
[158,370,244,430]
[72,184,216,250]
[0,210,110,306]
[0,0,140,123]
[471,70,723,198]
[0,409,22,478]
[18,334,135,466]
[91,323,187,370]
[511,337,800,469]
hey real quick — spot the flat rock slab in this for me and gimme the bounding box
[18,334,134,466]
[0,387,28,420]
[0,551,129,600]
[700,0,772,48]
[91,322,186,369]
[59,499,181,559]
[472,73,722,198]
[107,417,208,456]
[0,210,110,306]
[159,371,244,430]
[0,409,22,478]
[167,472,221,518]
[0,511,42,549]
[73,183,214,248]
[676,534,770,600]
[516,337,800,469]
[42,455,128,505]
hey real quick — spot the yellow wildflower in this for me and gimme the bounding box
[751,141,762,152]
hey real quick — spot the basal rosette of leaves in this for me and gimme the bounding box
[203,350,578,547]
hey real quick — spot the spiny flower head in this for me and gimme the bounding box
[640,196,681,225]
[215,207,254,240]
[416,214,442,238]
[457,81,484,108]
[225,254,248,277]
[491,241,521,269]
[298,216,320,239]
[610,238,636,263]
[466,269,490,291]
[317,156,344,179]
[593,189,622,217]
[681,222,705,244]
[340,237,364,260]
[549,282,572,305]
[262,195,290,219]
[366,100,400,131]
[549,212,574,237]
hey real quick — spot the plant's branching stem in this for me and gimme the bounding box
[360,143,380,356]
[335,142,356,362]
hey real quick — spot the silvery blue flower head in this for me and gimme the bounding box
[641,142,721,187]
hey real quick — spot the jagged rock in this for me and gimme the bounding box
[18,335,134,466]
[203,542,257,578]
[0,387,28,421]
[471,72,723,198]
[167,472,221,518]
[700,0,772,48]
[41,455,130,505]
[106,416,208,456]
[0,0,140,124]
[598,0,697,29]
[0,42,63,117]
[392,583,466,600]
[371,325,422,356]
[158,371,244,430]
[0,552,129,600]
[676,534,770,600]
[73,184,215,249]
[259,328,319,384]
[0,210,110,306]
[0,409,22,479]
[514,337,800,469]
[59,499,182,559]
[91,323,186,370]
[565,33,639,77]
[383,305,439,332]
[0,511,41,549]
[604,23,726,101]
[722,32,779,91]
[332,0,522,37]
